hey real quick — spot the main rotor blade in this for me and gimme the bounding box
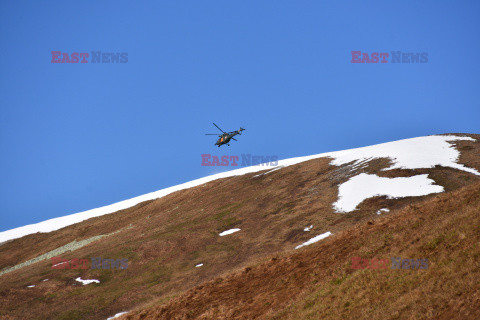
[232,138,238,141]
[205,134,221,135]
[213,122,226,133]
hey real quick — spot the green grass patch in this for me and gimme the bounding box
[424,234,445,250]
[214,202,243,221]
[331,273,349,286]
[57,308,91,320]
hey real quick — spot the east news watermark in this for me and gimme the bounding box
[351,257,429,270]
[51,51,128,63]
[51,257,128,270]
[201,154,278,167]
[351,51,428,63]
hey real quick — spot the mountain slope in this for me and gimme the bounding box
[1,134,478,243]
[126,180,480,320]
[0,133,479,319]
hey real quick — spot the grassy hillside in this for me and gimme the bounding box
[0,134,479,319]
[125,181,480,320]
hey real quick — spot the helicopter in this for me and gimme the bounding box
[205,123,245,147]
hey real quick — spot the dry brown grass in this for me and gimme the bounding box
[0,133,479,319]
[125,181,480,320]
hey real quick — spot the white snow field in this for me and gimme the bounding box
[328,136,479,174]
[52,261,68,268]
[377,208,390,215]
[333,173,444,212]
[295,231,332,249]
[0,135,478,243]
[219,228,241,236]
[75,277,100,285]
[304,225,313,232]
[106,311,128,320]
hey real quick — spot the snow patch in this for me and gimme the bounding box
[295,231,332,249]
[75,277,100,285]
[106,312,128,320]
[334,174,443,213]
[27,285,35,288]
[195,263,204,268]
[328,136,479,174]
[376,208,390,215]
[253,166,284,178]
[219,228,241,236]
[304,225,313,232]
[1,135,476,243]
[52,261,68,268]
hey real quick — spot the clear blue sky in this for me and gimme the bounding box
[1,1,479,231]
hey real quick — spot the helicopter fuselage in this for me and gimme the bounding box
[206,123,245,147]
[215,132,239,147]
